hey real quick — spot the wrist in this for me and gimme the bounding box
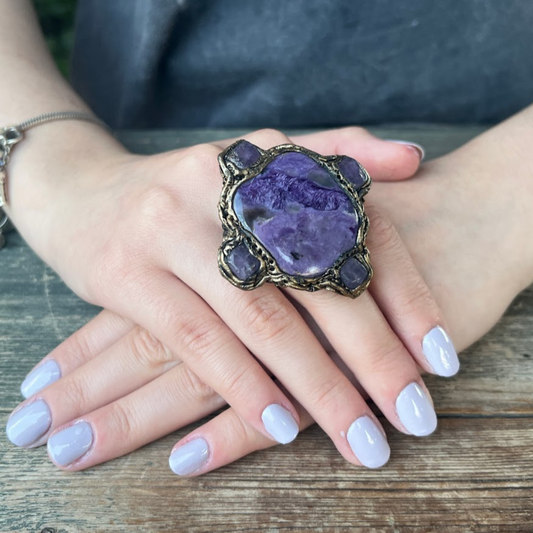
[448,121,533,291]
[4,119,130,261]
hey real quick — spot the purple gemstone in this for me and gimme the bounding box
[340,257,368,289]
[233,152,359,277]
[227,243,260,280]
[337,156,367,190]
[226,140,262,169]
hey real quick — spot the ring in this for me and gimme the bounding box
[217,140,373,298]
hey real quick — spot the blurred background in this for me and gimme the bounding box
[34,0,77,76]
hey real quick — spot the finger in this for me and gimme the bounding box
[169,401,314,477]
[105,270,302,446]
[212,127,423,181]
[159,129,394,467]
[6,322,182,449]
[45,363,226,470]
[289,287,438,438]
[212,128,437,437]
[44,330,371,472]
[169,394,391,476]
[365,205,460,377]
[7,269,301,450]
[20,309,134,398]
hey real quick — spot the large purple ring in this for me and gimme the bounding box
[217,140,372,298]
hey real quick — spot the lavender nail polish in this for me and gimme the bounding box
[6,399,52,447]
[396,383,437,436]
[261,404,299,444]
[423,326,460,377]
[386,139,425,160]
[21,360,61,398]
[48,421,93,467]
[347,416,390,468]
[169,438,209,476]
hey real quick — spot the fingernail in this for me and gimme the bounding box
[6,399,52,447]
[347,416,390,468]
[47,421,93,467]
[21,360,61,398]
[261,404,299,444]
[386,139,425,161]
[395,383,437,436]
[169,438,209,476]
[423,326,460,377]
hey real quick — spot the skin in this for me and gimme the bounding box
[7,127,445,464]
[3,1,533,474]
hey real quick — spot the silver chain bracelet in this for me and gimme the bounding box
[0,111,108,250]
[0,110,108,207]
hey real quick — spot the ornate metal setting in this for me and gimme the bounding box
[217,141,373,298]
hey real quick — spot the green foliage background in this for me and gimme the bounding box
[34,0,77,76]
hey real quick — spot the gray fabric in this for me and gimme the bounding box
[71,0,533,129]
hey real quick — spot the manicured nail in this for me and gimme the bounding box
[347,416,390,468]
[423,326,460,377]
[395,383,437,436]
[6,399,52,447]
[47,421,93,467]
[386,139,425,160]
[21,360,61,398]
[261,404,299,444]
[169,438,209,476]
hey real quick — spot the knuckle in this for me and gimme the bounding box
[339,126,366,139]
[365,336,406,374]
[240,292,294,343]
[62,332,94,368]
[253,128,289,147]
[180,143,220,176]
[134,183,181,228]
[218,362,258,403]
[128,327,174,371]
[225,412,261,447]
[175,315,229,357]
[177,365,219,404]
[59,376,91,415]
[391,277,435,319]
[309,376,347,412]
[107,402,136,442]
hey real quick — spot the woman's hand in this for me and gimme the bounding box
[6,126,455,472]
[12,124,530,477]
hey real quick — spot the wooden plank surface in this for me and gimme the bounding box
[1,126,532,533]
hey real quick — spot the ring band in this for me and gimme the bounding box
[217,140,373,298]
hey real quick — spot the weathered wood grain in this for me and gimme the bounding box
[1,126,532,533]
[1,419,533,533]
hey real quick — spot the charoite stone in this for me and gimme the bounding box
[232,151,360,277]
[340,257,368,289]
[337,156,367,190]
[227,243,260,280]
[226,140,261,169]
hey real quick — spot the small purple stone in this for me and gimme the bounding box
[233,152,359,277]
[227,243,260,280]
[337,156,367,190]
[226,140,262,169]
[340,257,368,289]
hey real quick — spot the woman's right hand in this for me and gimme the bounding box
[6,126,453,473]
[14,122,531,477]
